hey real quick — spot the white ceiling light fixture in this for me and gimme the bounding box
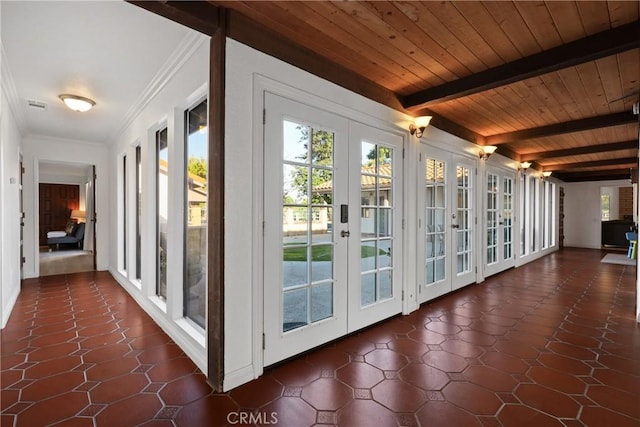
[59,94,96,112]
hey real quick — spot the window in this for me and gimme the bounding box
[156,127,168,299]
[136,146,142,281]
[122,155,127,271]
[601,194,610,221]
[184,99,208,328]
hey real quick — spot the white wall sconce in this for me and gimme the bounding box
[518,161,531,176]
[409,116,432,138]
[59,94,96,112]
[479,145,497,160]
[541,171,552,180]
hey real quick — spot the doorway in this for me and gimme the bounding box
[38,161,96,276]
[417,145,477,304]
[484,166,516,277]
[263,93,404,365]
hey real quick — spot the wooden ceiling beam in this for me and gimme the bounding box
[521,140,639,162]
[127,1,221,35]
[546,157,638,172]
[402,21,640,109]
[485,112,638,146]
[555,170,632,182]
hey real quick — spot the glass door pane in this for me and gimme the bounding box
[425,158,446,286]
[456,165,473,275]
[360,142,394,306]
[487,173,498,265]
[503,177,513,260]
[282,120,335,332]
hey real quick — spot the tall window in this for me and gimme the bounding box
[122,155,127,271]
[541,180,548,249]
[156,127,168,299]
[529,176,537,253]
[184,100,208,328]
[601,194,610,221]
[520,177,527,256]
[136,146,142,281]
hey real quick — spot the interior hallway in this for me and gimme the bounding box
[1,248,638,427]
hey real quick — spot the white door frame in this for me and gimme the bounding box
[417,144,477,303]
[257,83,408,368]
[484,166,517,277]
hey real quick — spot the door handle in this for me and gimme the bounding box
[341,230,351,238]
[452,224,459,229]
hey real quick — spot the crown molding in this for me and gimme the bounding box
[1,44,28,133]
[106,31,208,144]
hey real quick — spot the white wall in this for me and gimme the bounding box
[0,90,22,327]
[563,180,631,249]
[224,38,566,390]
[109,37,209,374]
[22,136,109,277]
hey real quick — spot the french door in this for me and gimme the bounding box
[417,145,476,304]
[484,167,516,277]
[263,93,403,365]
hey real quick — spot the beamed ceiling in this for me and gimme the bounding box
[132,1,640,182]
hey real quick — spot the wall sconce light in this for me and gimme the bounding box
[479,145,498,160]
[59,94,96,112]
[518,161,531,176]
[541,171,552,180]
[409,116,432,138]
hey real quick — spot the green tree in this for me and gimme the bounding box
[291,127,333,204]
[187,157,207,179]
[365,145,392,167]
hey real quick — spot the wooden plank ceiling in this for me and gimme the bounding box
[135,1,639,182]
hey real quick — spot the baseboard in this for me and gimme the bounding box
[1,284,20,329]
[223,364,257,392]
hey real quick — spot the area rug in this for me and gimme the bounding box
[600,253,636,266]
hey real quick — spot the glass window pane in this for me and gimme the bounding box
[311,245,332,282]
[311,207,332,243]
[426,234,434,258]
[361,207,376,238]
[426,261,435,284]
[361,241,377,272]
[361,141,376,168]
[378,239,392,268]
[378,208,392,237]
[379,270,392,300]
[283,246,308,287]
[135,146,142,281]
[310,129,333,167]
[283,288,308,332]
[436,258,445,281]
[311,283,333,323]
[184,100,208,328]
[284,164,308,204]
[283,121,309,163]
[156,127,168,300]
[361,273,376,306]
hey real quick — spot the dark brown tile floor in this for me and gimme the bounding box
[1,248,639,426]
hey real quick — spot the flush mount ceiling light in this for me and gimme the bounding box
[59,94,95,112]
